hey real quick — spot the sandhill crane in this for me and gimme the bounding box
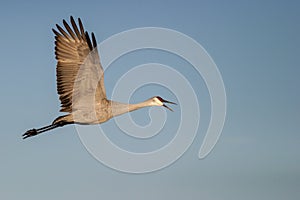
[23,16,176,139]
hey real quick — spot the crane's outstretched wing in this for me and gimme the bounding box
[53,16,106,113]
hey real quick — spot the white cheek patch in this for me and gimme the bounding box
[153,98,164,106]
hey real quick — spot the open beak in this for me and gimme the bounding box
[161,99,177,112]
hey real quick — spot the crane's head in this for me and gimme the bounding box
[150,96,177,111]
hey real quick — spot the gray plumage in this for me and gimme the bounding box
[23,16,176,139]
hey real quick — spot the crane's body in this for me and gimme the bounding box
[23,17,176,139]
[54,98,167,125]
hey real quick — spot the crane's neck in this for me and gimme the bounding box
[110,99,152,117]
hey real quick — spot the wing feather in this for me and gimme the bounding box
[56,24,72,40]
[70,16,81,39]
[92,33,97,48]
[63,19,78,41]
[78,18,86,41]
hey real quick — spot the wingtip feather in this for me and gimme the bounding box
[91,32,97,48]
[85,31,93,50]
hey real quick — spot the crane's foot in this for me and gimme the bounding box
[22,129,38,139]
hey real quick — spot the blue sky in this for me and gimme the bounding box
[0,0,299,199]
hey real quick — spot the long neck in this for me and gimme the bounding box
[110,99,152,117]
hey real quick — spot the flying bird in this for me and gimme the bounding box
[23,16,176,139]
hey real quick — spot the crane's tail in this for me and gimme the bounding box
[22,124,60,139]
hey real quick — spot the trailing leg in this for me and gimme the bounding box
[22,115,71,139]
[22,124,60,139]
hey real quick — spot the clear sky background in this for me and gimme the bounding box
[0,0,299,200]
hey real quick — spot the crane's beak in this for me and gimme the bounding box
[161,99,177,112]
